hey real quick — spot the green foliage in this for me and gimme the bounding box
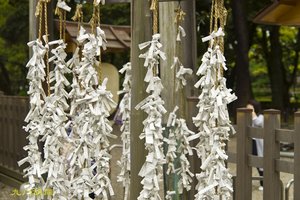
[0,1,130,95]
[0,0,29,95]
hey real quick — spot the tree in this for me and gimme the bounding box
[230,0,252,109]
[0,1,131,95]
[0,0,29,95]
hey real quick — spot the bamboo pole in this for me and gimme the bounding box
[130,0,151,199]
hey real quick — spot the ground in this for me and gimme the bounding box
[0,126,294,200]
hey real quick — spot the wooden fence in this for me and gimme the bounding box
[1,94,299,199]
[227,108,299,200]
[0,94,28,187]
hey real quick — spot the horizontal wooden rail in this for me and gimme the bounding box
[275,159,294,174]
[275,129,294,143]
[248,155,263,168]
[248,126,263,139]
[0,165,26,182]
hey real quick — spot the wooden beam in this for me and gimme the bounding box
[180,1,198,198]
[29,0,38,57]
[130,0,151,199]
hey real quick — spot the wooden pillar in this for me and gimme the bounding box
[29,0,38,57]
[159,2,176,119]
[180,1,199,198]
[294,111,300,200]
[235,108,252,200]
[263,109,281,200]
[159,2,189,199]
[181,0,197,97]
[130,0,151,199]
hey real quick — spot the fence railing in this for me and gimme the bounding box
[1,95,299,199]
[0,94,28,187]
[227,108,300,200]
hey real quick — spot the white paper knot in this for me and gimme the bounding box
[201,27,225,43]
[57,0,71,12]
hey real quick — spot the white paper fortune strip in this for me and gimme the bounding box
[165,106,196,195]
[171,57,193,91]
[57,0,71,12]
[39,39,72,199]
[117,62,132,200]
[67,25,116,200]
[170,26,192,93]
[193,28,237,200]
[18,39,48,200]
[164,24,195,198]
[136,34,167,200]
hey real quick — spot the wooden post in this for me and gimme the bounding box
[294,111,300,200]
[181,0,197,98]
[130,1,151,199]
[29,0,38,57]
[159,2,176,119]
[263,109,281,200]
[159,2,177,198]
[180,1,199,198]
[235,108,252,200]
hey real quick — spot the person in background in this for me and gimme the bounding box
[246,99,264,191]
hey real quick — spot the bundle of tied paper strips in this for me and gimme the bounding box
[116,62,132,200]
[66,25,116,199]
[193,28,237,200]
[164,23,196,200]
[135,33,167,200]
[19,1,117,199]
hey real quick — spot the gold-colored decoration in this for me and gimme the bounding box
[210,0,227,78]
[89,3,102,83]
[55,6,67,41]
[72,4,84,37]
[150,0,159,76]
[150,0,158,34]
[36,0,51,96]
[44,1,51,96]
[210,0,227,51]
[174,5,186,26]
[90,4,100,34]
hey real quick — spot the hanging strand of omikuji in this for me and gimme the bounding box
[67,1,116,199]
[193,0,237,199]
[164,5,196,199]
[18,39,47,200]
[38,1,72,198]
[40,39,72,199]
[117,62,132,200]
[135,1,167,199]
[17,1,52,199]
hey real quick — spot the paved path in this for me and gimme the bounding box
[0,182,17,200]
